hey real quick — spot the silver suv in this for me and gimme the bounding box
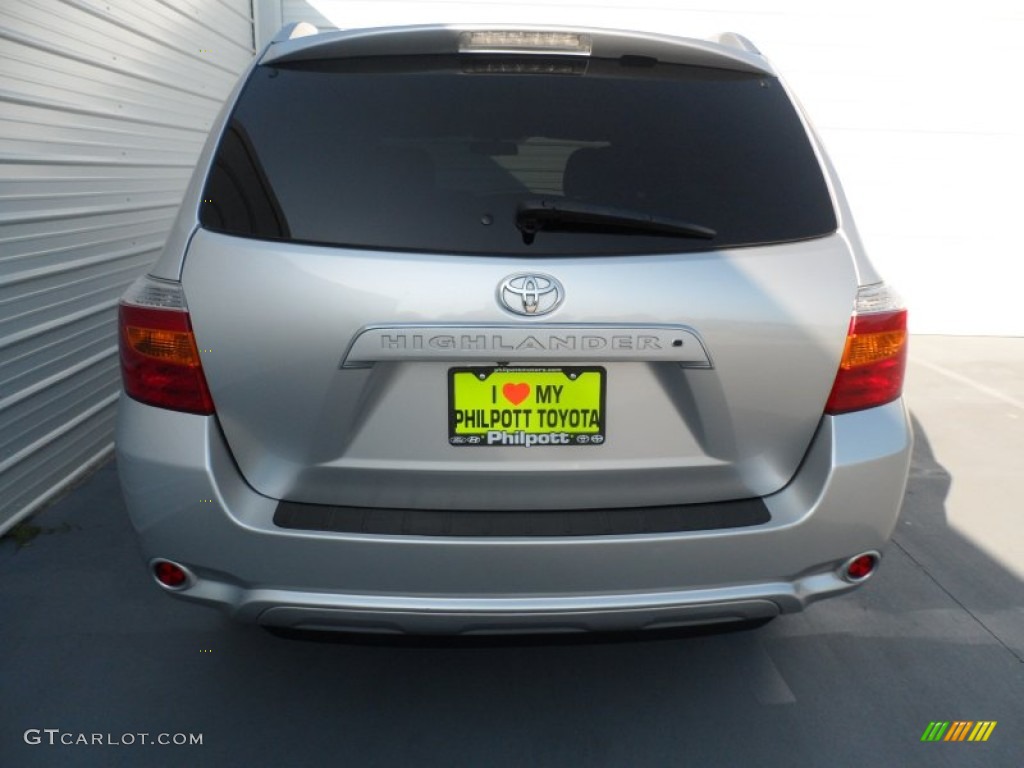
[116,24,912,635]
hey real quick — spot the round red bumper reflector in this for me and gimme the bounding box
[845,554,877,581]
[154,561,188,588]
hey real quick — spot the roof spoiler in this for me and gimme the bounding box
[260,24,774,75]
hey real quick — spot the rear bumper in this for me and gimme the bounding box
[116,396,912,634]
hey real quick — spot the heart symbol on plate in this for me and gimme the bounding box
[502,382,531,406]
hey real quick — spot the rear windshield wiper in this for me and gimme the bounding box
[515,199,716,245]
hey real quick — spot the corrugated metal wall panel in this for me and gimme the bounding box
[0,0,254,533]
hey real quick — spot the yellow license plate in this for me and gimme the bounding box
[448,367,605,447]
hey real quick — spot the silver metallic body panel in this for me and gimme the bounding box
[181,230,856,509]
[116,396,912,633]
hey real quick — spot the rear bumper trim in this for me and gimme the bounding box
[257,598,782,635]
[273,497,771,537]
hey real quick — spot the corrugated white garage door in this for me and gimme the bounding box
[269,0,1024,337]
[0,1,254,533]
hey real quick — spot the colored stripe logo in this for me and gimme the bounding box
[921,721,997,742]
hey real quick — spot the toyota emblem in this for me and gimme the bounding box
[497,273,564,316]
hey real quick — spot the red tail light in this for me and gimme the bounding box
[118,277,214,415]
[825,284,908,415]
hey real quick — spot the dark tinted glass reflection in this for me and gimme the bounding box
[201,56,837,255]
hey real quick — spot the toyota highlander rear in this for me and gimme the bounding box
[116,24,912,635]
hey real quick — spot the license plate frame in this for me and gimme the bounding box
[448,366,606,447]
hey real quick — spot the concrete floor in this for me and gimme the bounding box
[1,334,1021,767]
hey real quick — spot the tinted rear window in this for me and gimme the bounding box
[201,55,836,255]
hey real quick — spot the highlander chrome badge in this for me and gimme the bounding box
[498,273,564,316]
